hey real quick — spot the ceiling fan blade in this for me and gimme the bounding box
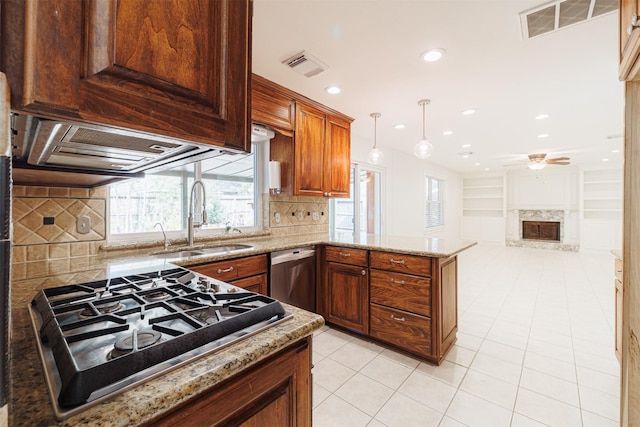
[547,156,570,162]
[548,161,570,165]
[528,153,547,161]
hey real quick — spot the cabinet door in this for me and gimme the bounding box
[324,117,351,198]
[232,274,268,295]
[146,337,312,427]
[295,103,326,197]
[252,75,294,133]
[3,0,251,151]
[325,262,369,333]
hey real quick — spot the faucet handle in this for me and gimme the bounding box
[202,210,208,225]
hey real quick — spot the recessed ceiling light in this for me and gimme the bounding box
[484,168,490,171]
[421,48,445,62]
[442,130,453,136]
[535,113,549,120]
[462,108,476,115]
[537,133,549,139]
[602,158,609,162]
[325,86,341,95]
[462,144,471,148]
[394,124,406,129]
[612,149,620,153]
[458,151,473,158]
[474,162,480,166]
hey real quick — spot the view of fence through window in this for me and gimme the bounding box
[109,151,256,235]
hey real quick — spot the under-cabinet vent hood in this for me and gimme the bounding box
[11,114,221,176]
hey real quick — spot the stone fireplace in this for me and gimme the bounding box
[506,209,578,251]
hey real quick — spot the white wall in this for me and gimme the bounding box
[351,136,462,239]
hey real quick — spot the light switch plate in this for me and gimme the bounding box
[297,211,304,221]
[274,212,281,224]
[77,215,91,234]
[312,212,319,221]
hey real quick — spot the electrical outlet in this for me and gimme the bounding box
[77,215,91,234]
[312,212,319,221]
[274,212,281,224]
[297,211,304,221]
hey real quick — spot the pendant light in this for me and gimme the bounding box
[414,99,434,159]
[368,112,383,165]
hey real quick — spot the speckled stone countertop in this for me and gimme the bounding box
[10,256,323,426]
[9,231,475,425]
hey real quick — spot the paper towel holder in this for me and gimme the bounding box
[269,160,282,196]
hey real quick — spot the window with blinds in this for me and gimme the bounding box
[425,176,444,228]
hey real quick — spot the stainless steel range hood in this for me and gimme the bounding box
[11,114,221,175]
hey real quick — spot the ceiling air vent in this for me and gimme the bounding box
[520,0,617,39]
[282,51,328,77]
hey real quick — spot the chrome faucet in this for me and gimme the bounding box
[154,222,169,250]
[188,180,207,247]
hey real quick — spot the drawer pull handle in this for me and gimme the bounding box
[390,278,406,285]
[390,314,406,322]
[217,266,234,274]
[339,252,352,257]
[617,269,622,273]
[389,258,405,265]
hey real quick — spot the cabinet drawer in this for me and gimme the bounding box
[370,304,431,356]
[615,257,623,282]
[370,251,431,277]
[370,270,431,317]
[232,273,267,295]
[325,246,368,267]
[191,254,268,282]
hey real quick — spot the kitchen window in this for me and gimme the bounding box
[425,175,444,228]
[108,143,263,242]
[331,163,383,234]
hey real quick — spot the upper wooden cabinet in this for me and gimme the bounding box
[252,75,353,198]
[1,0,252,152]
[620,0,640,80]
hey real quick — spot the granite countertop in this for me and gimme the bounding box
[10,257,323,426]
[9,231,475,425]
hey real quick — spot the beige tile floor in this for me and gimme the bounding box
[312,244,620,427]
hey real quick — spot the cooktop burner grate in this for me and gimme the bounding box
[29,265,291,420]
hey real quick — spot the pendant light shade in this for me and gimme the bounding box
[368,113,384,165]
[414,99,434,159]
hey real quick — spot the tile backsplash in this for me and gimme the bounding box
[267,195,329,236]
[11,186,106,262]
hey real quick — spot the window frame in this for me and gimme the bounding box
[106,142,266,244]
[330,162,384,235]
[425,174,445,229]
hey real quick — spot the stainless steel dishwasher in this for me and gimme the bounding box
[270,246,316,312]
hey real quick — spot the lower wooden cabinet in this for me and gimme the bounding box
[320,246,458,365]
[190,254,268,295]
[325,261,369,334]
[145,336,312,427]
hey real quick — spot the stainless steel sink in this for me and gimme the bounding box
[152,244,253,259]
[199,244,253,254]
[152,250,204,259]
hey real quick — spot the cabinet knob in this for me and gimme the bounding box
[217,266,234,274]
[361,270,366,276]
[323,192,328,197]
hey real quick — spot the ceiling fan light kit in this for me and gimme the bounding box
[368,112,384,165]
[414,99,434,159]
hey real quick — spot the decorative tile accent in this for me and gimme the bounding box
[506,209,578,251]
[12,197,106,245]
[267,195,329,233]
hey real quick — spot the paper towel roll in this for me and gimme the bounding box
[269,161,281,189]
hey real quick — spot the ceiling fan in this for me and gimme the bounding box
[526,153,570,170]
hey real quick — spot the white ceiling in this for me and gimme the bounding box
[252,0,624,174]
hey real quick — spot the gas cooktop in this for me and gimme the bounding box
[29,265,291,420]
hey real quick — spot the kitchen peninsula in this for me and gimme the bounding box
[9,233,474,425]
